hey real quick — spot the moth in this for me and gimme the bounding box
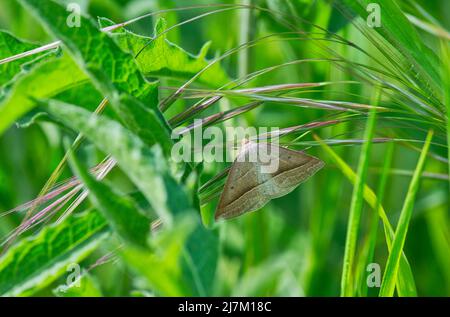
[215,142,324,220]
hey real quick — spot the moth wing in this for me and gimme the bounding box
[215,143,266,219]
[215,143,324,220]
[267,146,324,198]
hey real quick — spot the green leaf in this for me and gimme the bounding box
[115,93,172,156]
[181,225,219,296]
[121,216,196,296]
[19,0,152,104]
[0,210,108,296]
[18,0,173,156]
[67,146,151,248]
[0,54,88,135]
[121,216,219,296]
[379,130,434,297]
[103,17,229,88]
[44,99,190,224]
[0,29,50,87]
[15,110,53,129]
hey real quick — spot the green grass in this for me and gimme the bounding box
[442,42,450,192]
[357,141,395,296]
[340,89,379,296]
[380,129,434,296]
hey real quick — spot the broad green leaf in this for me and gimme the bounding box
[18,0,173,156]
[0,210,108,296]
[0,54,87,135]
[0,29,49,87]
[100,17,229,88]
[45,99,190,224]
[115,93,172,156]
[19,0,152,105]
[15,111,54,129]
[181,225,219,296]
[380,130,433,297]
[122,216,219,296]
[67,147,151,248]
[119,164,219,297]
[53,272,103,297]
[121,216,196,296]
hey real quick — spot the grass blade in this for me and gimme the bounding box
[314,134,417,296]
[341,91,379,296]
[442,42,450,193]
[379,129,434,296]
[357,141,395,296]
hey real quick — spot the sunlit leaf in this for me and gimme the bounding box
[67,147,151,248]
[0,210,108,296]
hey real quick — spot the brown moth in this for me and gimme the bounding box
[215,142,324,220]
